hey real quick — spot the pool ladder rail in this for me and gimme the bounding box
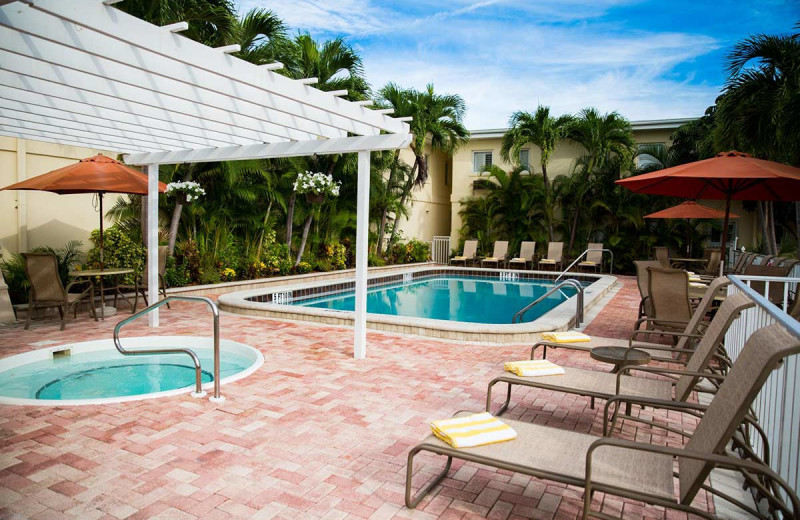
[113,296,225,403]
[553,247,614,284]
[512,279,584,326]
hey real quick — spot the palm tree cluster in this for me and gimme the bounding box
[107,0,469,283]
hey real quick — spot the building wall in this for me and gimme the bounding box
[393,148,452,243]
[0,137,119,260]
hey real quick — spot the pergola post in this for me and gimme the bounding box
[353,150,370,358]
[146,163,159,327]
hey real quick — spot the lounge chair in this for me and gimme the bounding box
[507,241,535,270]
[450,240,478,267]
[644,266,693,333]
[577,242,603,272]
[696,249,721,281]
[634,260,662,320]
[485,291,753,416]
[534,276,731,364]
[653,246,670,267]
[538,241,563,271]
[406,323,800,519]
[727,251,755,275]
[743,259,800,307]
[116,246,171,313]
[480,241,509,269]
[22,252,96,330]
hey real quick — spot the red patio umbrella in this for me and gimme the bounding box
[617,151,800,261]
[644,201,739,255]
[0,154,166,267]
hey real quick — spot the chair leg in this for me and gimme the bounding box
[24,294,33,330]
[59,305,66,331]
[131,289,139,314]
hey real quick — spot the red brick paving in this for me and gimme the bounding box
[0,276,712,519]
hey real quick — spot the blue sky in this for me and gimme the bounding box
[235,0,799,129]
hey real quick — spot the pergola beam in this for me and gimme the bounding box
[125,133,412,165]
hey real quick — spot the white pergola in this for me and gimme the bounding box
[0,0,412,358]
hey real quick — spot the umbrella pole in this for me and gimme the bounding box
[99,192,104,270]
[720,195,731,273]
[685,218,691,256]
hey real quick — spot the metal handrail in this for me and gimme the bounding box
[113,295,222,401]
[554,248,614,284]
[512,279,584,325]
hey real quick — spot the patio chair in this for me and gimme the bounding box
[480,241,509,269]
[728,251,754,275]
[22,252,96,330]
[486,291,753,417]
[644,266,693,334]
[634,260,662,320]
[577,242,603,272]
[533,276,732,364]
[450,240,478,267]
[508,241,535,270]
[538,242,563,271]
[407,323,800,519]
[654,246,670,267]
[743,260,800,307]
[697,249,721,281]
[116,246,170,313]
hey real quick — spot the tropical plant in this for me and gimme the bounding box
[0,241,85,304]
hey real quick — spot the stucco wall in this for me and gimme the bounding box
[393,148,452,243]
[0,137,119,260]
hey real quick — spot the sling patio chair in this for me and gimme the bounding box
[643,266,694,334]
[743,259,800,307]
[634,260,662,320]
[696,249,721,282]
[538,241,563,271]
[533,276,732,365]
[485,291,753,416]
[480,241,509,269]
[22,252,97,330]
[577,242,604,272]
[406,323,800,520]
[115,246,171,313]
[654,246,670,267]
[727,251,755,275]
[508,241,535,270]
[450,240,478,267]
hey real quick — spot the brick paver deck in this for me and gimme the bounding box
[0,276,711,519]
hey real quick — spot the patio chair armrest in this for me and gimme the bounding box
[530,340,591,359]
[65,279,93,294]
[602,395,707,435]
[585,438,800,518]
[629,329,702,342]
[626,344,697,354]
[634,317,691,330]
[617,365,727,382]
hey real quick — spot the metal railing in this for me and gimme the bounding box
[431,236,451,264]
[726,276,800,504]
[554,248,614,284]
[113,295,223,401]
[512,279,584,325]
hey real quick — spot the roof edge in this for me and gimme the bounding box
[468,117,697,139]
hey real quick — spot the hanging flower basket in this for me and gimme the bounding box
[306,192,325,204]
[165,181,205,204]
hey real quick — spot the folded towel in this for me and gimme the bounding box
[579,260,596,265]
[540,331,591,343]
[484,257,497,261]
[687,271,695,275]
[539,259,555,263]
[452,256,466,260]
[504,359,565,377]
[431,412,517,448]
[688,276,702,282]
[510,257,526,262]
[690,282,708,288]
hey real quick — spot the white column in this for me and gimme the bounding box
[353,150,370,358]
[146,163,159,327]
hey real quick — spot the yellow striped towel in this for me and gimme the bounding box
[688,276,702,282]
[540,331,591,343]
[690,282,708,288]
[539,259,556,263]
[504,359,565,377]
[484,257,497,261]
[431,412,517,448]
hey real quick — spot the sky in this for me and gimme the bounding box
[235,0,799,130]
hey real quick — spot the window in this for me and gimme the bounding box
[473,151,492,172]
[519,149,530,170]
[636,143,666,169]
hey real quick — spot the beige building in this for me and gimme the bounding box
[0,137,117,260]
[395,118,757,256]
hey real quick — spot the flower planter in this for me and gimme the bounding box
[306,193,325,204]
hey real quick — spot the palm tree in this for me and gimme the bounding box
[500,106,573,240]
[379,83,470,248]
[563,108,636,255]
[116,0,238,47]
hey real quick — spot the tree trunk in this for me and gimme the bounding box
[377,152,400,254]
[568,206,580,257]
[796,202,800,259]
[167,202,183,256]
[388,159,419,248]
[757,202,771,255]
[541,163,555,242]
[376,208,388,255]
[767,201,778,255]
[294,213,313,267]
[256,199,273,259]
[285,192,296,248]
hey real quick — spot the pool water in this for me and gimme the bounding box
[296,276,581,324]
[0,348,252,401]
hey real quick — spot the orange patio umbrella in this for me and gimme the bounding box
[0,154,166,267]
[644,201,739,255]
[617,151,800,260]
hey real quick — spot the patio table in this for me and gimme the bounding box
[670,257,708,270]
[590,346,650,373]
[69,268,133,319]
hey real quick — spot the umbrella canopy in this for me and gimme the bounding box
[617,151,800,261]
[1,154,167,267]
[644,201,739,220]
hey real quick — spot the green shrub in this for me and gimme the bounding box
[318,242,346,270]
[295,261,312,274]
[406,239,430,263]
[175,240,201,284]
[164,255,189,287]
[87,227,145,284]
[368,252,386,267]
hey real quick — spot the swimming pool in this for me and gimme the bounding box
[0,337,263,405]
[297,276,580,324]
[219,267,617,343]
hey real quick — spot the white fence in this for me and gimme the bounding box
[431,236,451,264]
[725,276,800,505]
